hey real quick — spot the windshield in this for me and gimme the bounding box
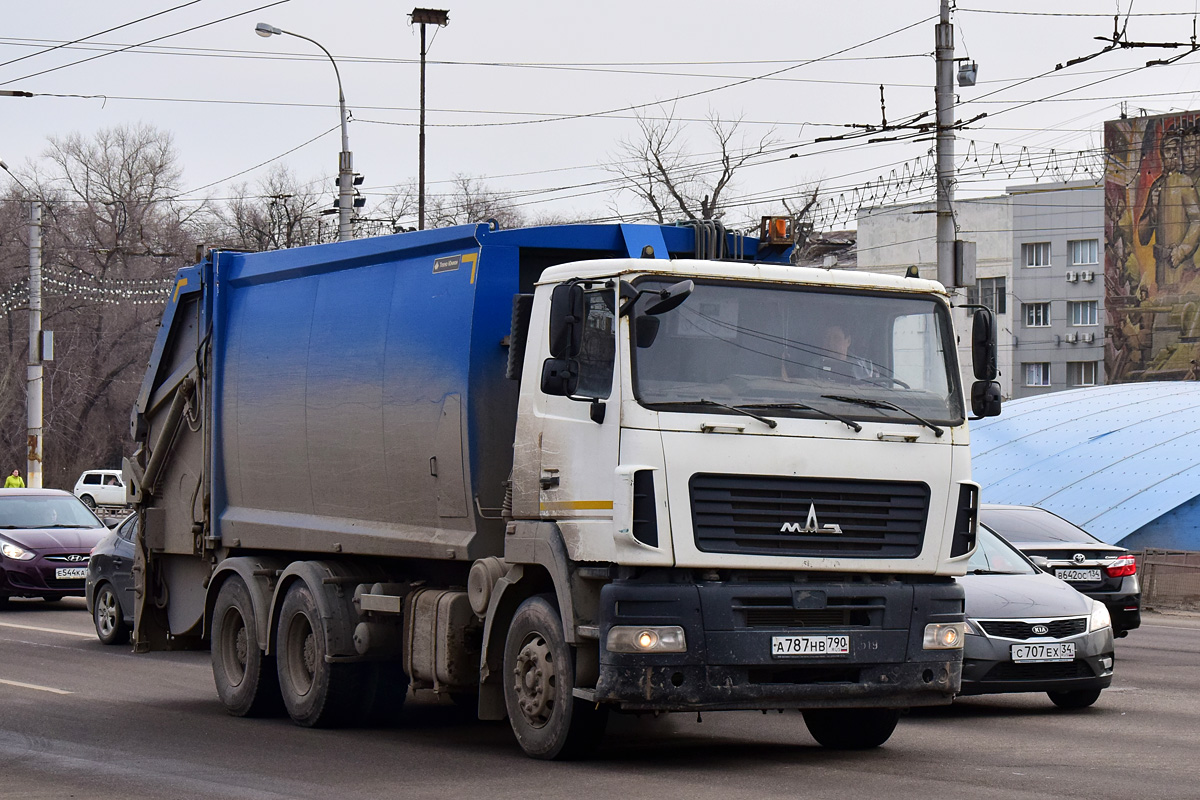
[630,279,963,425]
[0,495,104,529]
[968,526,1038,575]
[979,507,1100,545]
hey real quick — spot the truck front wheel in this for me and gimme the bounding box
[211,578,282,717]
[275,581,362,727]
[502,595,607,760]
[802,707,901,749]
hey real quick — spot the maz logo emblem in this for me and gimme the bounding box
[1031,624,1050,636]
[780,503,843,535]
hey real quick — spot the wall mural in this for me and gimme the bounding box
[1106,112,1200,382]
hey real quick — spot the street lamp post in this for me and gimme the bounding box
[410,8,449,231]
[256,22,354,242]
[1,158,44,488]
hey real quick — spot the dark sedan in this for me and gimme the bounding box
[86,513,136,645]
[0,489,110,607]
[980,504,1141,636]
[959,525,1115,708]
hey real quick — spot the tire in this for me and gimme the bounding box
[275,581,363,728]
[502,595,608,760]
[1048,688,1102,709]
[92,582,129,646]
[802,707,902,750]
[211,577,282,717]
[80,494,96,510]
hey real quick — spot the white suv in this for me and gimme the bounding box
[73,470,128,509]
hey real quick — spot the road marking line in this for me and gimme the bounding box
[0,621,93,638]
[0,678,72,695]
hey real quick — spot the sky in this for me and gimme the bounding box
[7,1,1200,230]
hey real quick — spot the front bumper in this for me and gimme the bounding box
[959,628,1114,696]
[0,553,90,600]
[593,576,964,712]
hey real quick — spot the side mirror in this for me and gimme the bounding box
[634,315,660,348]
[541,357,579,397]
[1029,555,1051,573]
[548,283,585,358]
[972,307,998,381]
[645,279,694,315]
[971,380,1002,418]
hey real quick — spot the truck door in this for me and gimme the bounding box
[528,286,621,559]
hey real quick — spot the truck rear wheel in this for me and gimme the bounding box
[211,577,282,717]
[502,595,607,760]
[275,581,362,727]
[802,707,901,749]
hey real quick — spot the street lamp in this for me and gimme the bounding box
[255,22,355,242]
[410,8,449,231]
[1,158,45,489]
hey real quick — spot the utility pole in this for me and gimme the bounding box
[411,8,450,231]
[935,0,956,288]
[27,201,43,488]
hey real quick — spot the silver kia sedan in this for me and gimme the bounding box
[958,525,1115,708]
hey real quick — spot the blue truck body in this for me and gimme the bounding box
[132,221,787,589]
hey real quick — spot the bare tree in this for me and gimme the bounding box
[379,175,526,231]
[0,124,197,488]
[609,107,778,225]
[210,166,332,251]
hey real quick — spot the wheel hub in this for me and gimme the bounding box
[512,634,554,727]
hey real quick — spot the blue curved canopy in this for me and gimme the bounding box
[970,382,1200,549]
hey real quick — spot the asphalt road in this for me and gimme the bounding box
[1,598,1197,800]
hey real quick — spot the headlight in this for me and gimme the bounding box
[0,540,36,561]
[1089,600,1112,632]
[606,625,687,654]
[923,622,966,649]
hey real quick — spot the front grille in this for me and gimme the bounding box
[45,554,91,563]
[978,618,1087,640]
[742,608,871,628]
[982,660,1095,682]
[690,474,929,558]
[734,596,881,628]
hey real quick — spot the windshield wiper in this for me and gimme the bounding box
[821,394,944,437]
[647,398,777,429]
[740,402,862,433]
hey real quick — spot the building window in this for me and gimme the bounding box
[1069,239,1099,266]
[1068,361,1097,387]
[1022,242,1052,268]
[967,276,1006,314]
[1068,300,1098,326]
[1024,362,1051,387]
[1023,302,1051,327]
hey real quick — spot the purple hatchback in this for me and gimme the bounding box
[0,489,110,606]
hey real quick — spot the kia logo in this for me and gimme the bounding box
[1072,553,1086,564]
[1031,624,1049,635]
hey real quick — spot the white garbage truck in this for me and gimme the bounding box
[126,220,1001,759]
